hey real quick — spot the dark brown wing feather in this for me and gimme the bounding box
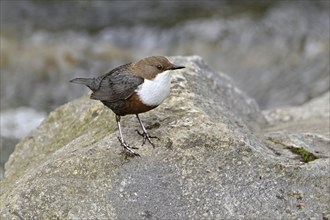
[90,65,144,102]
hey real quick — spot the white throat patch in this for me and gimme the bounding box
[137,70,171,106]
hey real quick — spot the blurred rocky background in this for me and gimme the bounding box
[0,0,329,179]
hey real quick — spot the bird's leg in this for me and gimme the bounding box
[135,114,159,148]
[116,115,140,156]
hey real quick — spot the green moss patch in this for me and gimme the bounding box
[266,137,318,163]
[286,146,318,163]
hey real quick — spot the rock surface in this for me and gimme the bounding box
[0,56,329,219]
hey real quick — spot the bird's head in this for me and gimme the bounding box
[132,56,185,80]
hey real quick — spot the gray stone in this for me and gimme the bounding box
[0,56,329,219]
[263,91,330,163]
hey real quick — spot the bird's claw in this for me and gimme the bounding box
[135,129,159,148]
[117,137,140,157]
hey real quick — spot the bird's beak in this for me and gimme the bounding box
[171,64,185,70]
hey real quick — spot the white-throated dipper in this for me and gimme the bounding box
[70,56,185,156]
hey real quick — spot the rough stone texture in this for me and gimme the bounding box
[263,92,330,162]
[0,56,329,219]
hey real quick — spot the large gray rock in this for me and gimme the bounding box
[0,56,329,219]
[263,92,330,162]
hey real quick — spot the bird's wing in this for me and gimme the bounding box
[90,71,144,102]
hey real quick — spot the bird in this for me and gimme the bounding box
[70,56,185,156]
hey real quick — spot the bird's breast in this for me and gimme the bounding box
[136,70,171,106]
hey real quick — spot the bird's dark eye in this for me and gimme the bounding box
[156,65,162,70]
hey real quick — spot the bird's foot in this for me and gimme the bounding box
[135,129,160,148]
[117,137,140,157]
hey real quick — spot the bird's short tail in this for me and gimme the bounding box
[69,77,96,91]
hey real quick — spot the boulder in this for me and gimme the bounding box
[0,56,329,219]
